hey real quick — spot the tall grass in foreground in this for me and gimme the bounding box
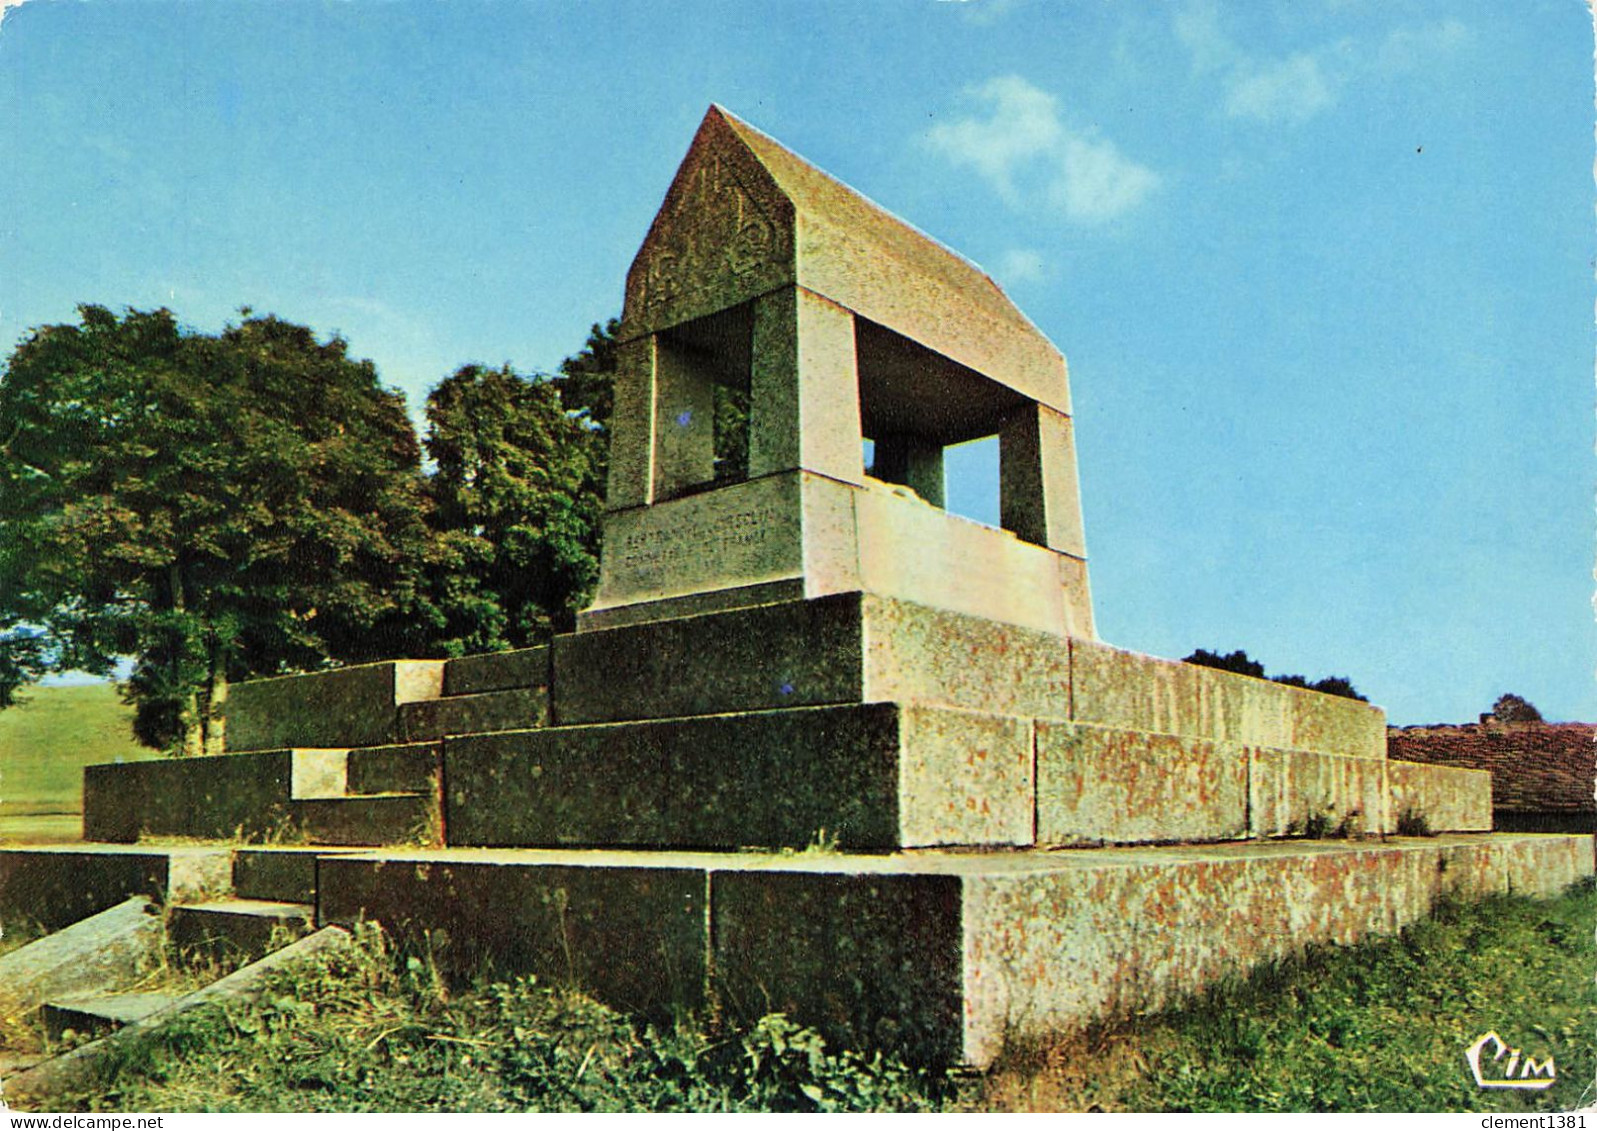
[34,879,1596,1113]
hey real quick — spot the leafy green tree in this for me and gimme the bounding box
[1184,648,1366,701]
[0,305,439,754]
[1183,649,1265,679]
[1491,693,1542,723]
[423,364,604,652]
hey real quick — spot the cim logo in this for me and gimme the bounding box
[1465,1031,1556,1091]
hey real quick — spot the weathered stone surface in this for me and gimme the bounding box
[232,847,331,904]
[445,706,900,850]
[0,898,163,1023]
[712,869,965,1064]
[1036,723,1249,846]
[0,847,229,930]
[346,742,441,795]
[226,660,445,752]
[86,752,294,842]
[556,593,864,724]
[446,703,1032,851]
[294,795,436,847]
[1069,639,1385,759]
[859,594,1071,718]
[399,688,548,741]
[291,748,348,799]
[295,835,1591,1069]
[167,899,314,963]
[444,647,550,696]
[317,851,708,1017]
[568,593,1070,723]
[1388,759,1492,833]
[898,708,1034,848]
[1250,747,1389,838]
[958,833,1592,1066]
[849,476,1073,637]
[42,993,178,1042]
[589,473,806,617]
[85,752,434,846]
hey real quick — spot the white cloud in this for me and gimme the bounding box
[996,248,1048,285]
[1377,20,1472,75]
[1171,6,1473,127]
[1052,135,1162,222]
[926,76,1063,205]
[1224,53,1335,124]
[927,76,1159,224]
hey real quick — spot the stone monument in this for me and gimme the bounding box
[14,105,1587,1073]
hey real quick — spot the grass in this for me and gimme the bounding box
[0,683,159,818]
[22,880,1597,1114]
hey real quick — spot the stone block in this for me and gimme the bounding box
[167,899,314,963]
[445,703,1034,851]
[294,795,436,847]
[317,850,708,1017]
[851,477,1071,637]
[1388,760,1492,833]
[232,848,330,904]
[399,688,548,741]
[1069,640,1385,759]
[589,474,805,619]
[346,742,441,795]
[0,847,229,931]
[859,594,1071,719]
[1249,747,1389,838]
[0,897,163,1023]
[226,661,445,752]
[1035,723,1249,846]
[446,706,898,850]
[555,593,864,724]
[712,869,965,1065]
[444,647,550,696]
[85,752,294,842]
[898,708,1034,848]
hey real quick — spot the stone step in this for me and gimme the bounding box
[0,897,165,1022]
[231,847,365,904]
[167,898,314,963]
[294,793,437,847]
[399,688,548,742]
[6,927,353,1107]
[445,646,551,697]
[0,847,232,929]
[346,742,441,795]
[43,992,181,1042]
[316,833,1595,1069]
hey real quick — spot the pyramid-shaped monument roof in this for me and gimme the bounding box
[624,106,1068,410]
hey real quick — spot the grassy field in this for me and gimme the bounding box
[33,879,1596,1114]
[0,683,158,818]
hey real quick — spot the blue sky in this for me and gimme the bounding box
[1,0,1590,725]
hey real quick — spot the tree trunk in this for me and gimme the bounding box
[170,560,204,758]
[203,655,228,757]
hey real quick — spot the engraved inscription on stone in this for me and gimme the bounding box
[602,478,802,603]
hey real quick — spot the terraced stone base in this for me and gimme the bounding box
[314,832,1594,1066]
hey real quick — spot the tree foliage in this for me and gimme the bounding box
[422,364,605,653]
[1183,648,1367,701]
[0,306,439,753]
[1491,693,1543,723]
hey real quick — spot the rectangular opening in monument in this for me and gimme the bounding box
[943,435,1001,528]
[654,303,754,501]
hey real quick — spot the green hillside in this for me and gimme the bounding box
[0,683,160,816]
